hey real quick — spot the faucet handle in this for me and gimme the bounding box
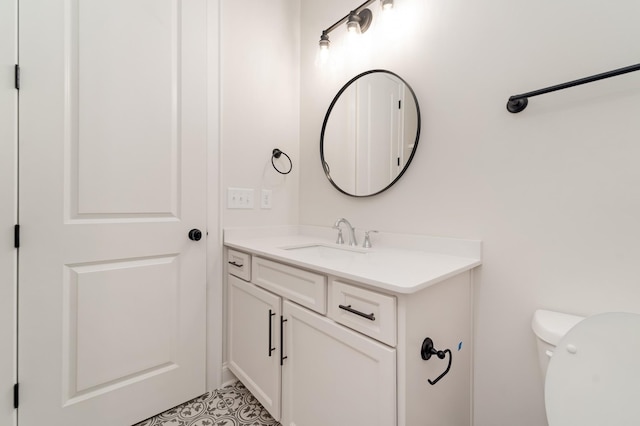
[334,227,344,245]
[362,230,378,248]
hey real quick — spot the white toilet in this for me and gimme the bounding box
[532,309,640,425]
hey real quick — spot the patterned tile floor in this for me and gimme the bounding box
[134,381,281,426]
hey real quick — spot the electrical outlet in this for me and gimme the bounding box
[261,189,272,209]
[227,188,254,209]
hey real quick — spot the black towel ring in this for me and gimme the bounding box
[272,148,292,175]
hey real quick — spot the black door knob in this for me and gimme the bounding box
[188,229,202,241]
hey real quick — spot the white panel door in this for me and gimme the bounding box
[0,1,18,425]
[281,301,397,426]
[356,74,401,194]
[18,1,208,425]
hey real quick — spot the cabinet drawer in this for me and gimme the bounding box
[252,257,326,314]
[329,279,397,346]
[228,249,251,281]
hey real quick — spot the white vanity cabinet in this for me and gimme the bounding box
[225,242,475,426]
[227,251,397,425]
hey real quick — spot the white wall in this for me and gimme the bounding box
[299,1,640,425]
[216,0,301,384]
[220,0,301,228]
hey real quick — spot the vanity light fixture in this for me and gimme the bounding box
[318,0,393,52]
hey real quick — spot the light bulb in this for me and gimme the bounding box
[319,34,330,50]
[316,34,330,67]
[346,12,362,34]
[346,20,361,34]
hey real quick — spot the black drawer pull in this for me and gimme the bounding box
[228,261,244,268]
[338,304,375,321]
[268,310,276,357]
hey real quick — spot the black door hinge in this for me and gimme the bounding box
[14,383,19,409]
[14,224,20,248]
[14,65,20,90]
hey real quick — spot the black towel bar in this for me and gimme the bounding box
[507,62,640,113]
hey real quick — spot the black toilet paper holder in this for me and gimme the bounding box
[421,337,452,385]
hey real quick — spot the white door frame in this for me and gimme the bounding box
[0,0,18,424]
[206,0,223,391]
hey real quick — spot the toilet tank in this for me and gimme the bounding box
[531,309,585,376]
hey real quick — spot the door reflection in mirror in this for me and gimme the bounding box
[321,69,420,197]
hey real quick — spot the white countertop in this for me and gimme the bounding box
[224,226,482,294]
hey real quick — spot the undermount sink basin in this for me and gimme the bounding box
[282,244,368,257]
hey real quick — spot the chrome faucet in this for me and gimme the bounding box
[333,218,357,246]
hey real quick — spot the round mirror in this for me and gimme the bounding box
[320,69,421,197]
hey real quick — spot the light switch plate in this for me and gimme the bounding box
[227,188,254,209]
[261,189,272,209]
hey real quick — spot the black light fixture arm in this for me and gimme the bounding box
[507,62,640,113]
[321,0,377,36]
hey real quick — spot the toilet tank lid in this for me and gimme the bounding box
[532,309,585,345]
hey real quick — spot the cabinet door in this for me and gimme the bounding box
[282,300,396,426]
[228,275,282,420]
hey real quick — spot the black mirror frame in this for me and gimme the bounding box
[320,69,421,197]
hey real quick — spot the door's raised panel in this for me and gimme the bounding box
[64,255,179,401]
[68,0,181,219]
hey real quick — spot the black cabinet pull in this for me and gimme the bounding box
[268,310,276,357]
[228,261,243,268]
[338,304,375,321]
[280,316,288,366]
